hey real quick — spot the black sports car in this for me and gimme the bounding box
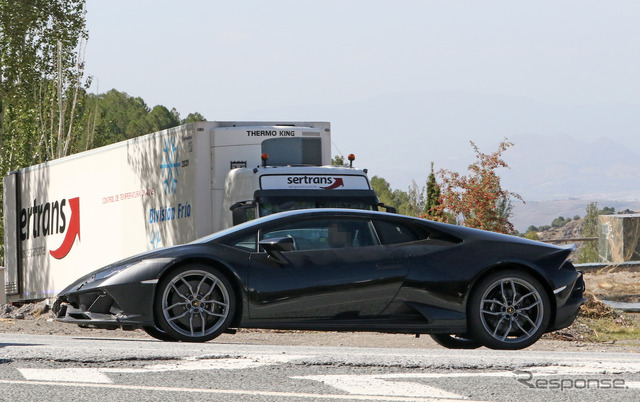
[54,208,585,350]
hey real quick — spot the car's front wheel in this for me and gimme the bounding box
[154,264,236,342]
[468,270,550,350]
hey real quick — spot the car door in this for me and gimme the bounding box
[247,217,410,320]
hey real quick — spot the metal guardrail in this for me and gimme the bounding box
[540,237,598,244]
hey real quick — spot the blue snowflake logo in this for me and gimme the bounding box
[161,137,180,194]
[149,231,163,249]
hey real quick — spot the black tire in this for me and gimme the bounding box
[142,325,176,342]
[154,264,236,342]
[468,270,551,350]
[430,333,482,349]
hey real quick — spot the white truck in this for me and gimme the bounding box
[3,121,386,301]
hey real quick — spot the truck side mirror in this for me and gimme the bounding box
[378,203,397,214]
[230,201,256,225]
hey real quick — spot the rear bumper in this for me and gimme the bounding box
[549,271,586,331]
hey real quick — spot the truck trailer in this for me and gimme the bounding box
[3,121,383,301]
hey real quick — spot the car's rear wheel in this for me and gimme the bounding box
[154,264,236,342]
[142,325,176,342]
[468,270,550,350]
[429,333,481,349]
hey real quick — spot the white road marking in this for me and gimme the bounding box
[293,374,467,399]
[18,368,112,384]
[104,354,310,374]
[13,356,640,399]
[18,354,309,384]
[528,363,640,375]
[0,379,462,401]
[294,367,640,398]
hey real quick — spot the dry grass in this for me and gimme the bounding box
[547,292,640,343]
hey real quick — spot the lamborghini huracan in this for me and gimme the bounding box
[54,209,585,350]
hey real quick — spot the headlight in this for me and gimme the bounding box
[92,263,135,281]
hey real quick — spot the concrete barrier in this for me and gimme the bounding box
[599,214,640,263]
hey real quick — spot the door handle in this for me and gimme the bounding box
[376,261,406,270]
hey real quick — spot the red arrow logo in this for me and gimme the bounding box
[50,197,80,259]
[321,178,344,190]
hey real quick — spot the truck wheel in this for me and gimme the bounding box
[154,264,236,342]
[429,333,481,349]
[468,270,550,350]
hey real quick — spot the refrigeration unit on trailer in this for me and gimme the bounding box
[3,121,383,301]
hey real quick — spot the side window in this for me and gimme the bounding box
[226,233,257,252]
[261,219,377,251]
[373,220,427,245]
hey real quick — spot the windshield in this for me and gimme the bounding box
[258,196,377,216]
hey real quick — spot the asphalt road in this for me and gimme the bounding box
[1,333,640,401]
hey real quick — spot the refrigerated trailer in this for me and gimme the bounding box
[3,121,383,301]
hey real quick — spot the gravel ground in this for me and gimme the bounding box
[2,271,639,352]
[1,302,638,353]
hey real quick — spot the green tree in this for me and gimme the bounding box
[370,176,427,217]
[496,195,514,227]
[578,202,599,263]
[110,90,151,139]
[147,105,180,132]
[425,162,441,218]
[371,176,397,210]
[1,0,88,163]
[552,216,566,228]
[600,206,615,215]
[182,112,206,124]
[404,180,426,217]
[431,139,523,234]
[81,89,188,148]
[331,155,345,166]
[524,231,540,240]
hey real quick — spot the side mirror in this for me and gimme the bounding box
[259,237,294,264]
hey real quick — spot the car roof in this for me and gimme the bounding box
[192,208,414,244]
[263,208,417,224]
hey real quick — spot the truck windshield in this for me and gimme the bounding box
[258,196,377,216]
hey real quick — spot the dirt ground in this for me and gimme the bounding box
[1,270,639,352]
[582,269,640,303]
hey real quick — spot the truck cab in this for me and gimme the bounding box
[224,165,384,227]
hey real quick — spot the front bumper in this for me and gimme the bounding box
[55,280,157,329]
[53,258,174,329]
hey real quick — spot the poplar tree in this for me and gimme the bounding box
[0,0,87,262]
[578,202,599,263]
[424,161,441,217]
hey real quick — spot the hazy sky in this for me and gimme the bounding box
[84,1,640,194]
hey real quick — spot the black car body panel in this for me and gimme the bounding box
[55,208,585,348]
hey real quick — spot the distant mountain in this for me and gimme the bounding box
[501,134,640,201]
[510,199,640,233]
